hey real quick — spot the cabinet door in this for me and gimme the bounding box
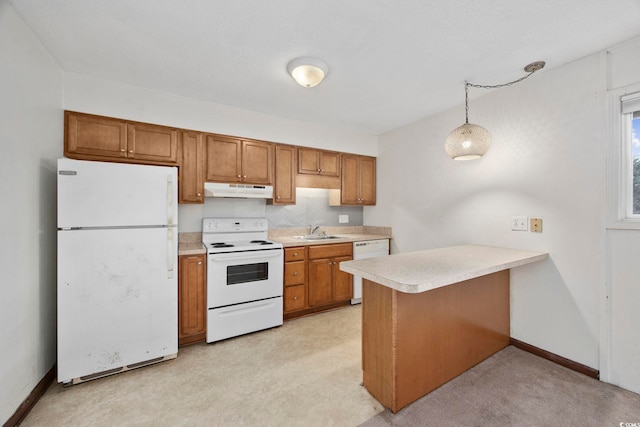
[284,285,306,313]
[127,122,178,164]
[308,258,333,307]
[340,154,360,205]
[319,151,340,177]
[205,135,242,182]
[332,255,353,302]
[178,254,206,345]
[297,147,320,175]
[178,131,204,203]
[359,156,376,205]
[242,140,273,184]
[274,145,296,204]
[65,111,127,159]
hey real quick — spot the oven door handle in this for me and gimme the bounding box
[209,250,283,262]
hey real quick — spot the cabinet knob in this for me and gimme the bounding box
[237,175,241,178]
[277,196,280,200]
[293,271,298,275]
[129,150,134,154]
[197,193,201,197]
[293,296,298,300]
[120,148,126,152]
[197,262,202,265]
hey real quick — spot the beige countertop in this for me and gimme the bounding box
[178,241,206,256]
[178,226,392,254]
[271,233,391,248]
[339,244,548,294]
[269,225,391,248]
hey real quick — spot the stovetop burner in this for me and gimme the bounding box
[210,243,234,248]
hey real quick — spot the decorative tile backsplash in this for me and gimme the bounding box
[177,187,363,232]
[265,188,363,228]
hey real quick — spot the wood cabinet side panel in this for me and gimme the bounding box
[362,279,396,410]
[393,270,510,411]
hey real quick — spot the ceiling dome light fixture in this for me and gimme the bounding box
[287,57,328,88]
[444,61,546,160]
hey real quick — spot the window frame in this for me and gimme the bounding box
[608,84,640,229]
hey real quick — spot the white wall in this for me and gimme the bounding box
[367,53,608,369]
[0,2,63,424]
[63,73,379,232]
[63,72,378,156]
[603,37,640,392]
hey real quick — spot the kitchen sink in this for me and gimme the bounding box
[293,235,340,241]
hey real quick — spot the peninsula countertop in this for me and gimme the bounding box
[339,244,548,294]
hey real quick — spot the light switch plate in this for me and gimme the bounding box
[511,216,528,231]
[530,218,543,233]
[339,214,349,224]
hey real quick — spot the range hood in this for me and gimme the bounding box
[204,182,273,199]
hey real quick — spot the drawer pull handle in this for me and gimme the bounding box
[293,252,298,256]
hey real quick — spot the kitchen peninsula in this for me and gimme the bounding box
[339,244,548,413]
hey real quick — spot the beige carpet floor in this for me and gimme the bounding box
[21,304,640,427]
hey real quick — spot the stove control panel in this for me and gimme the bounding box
[202,218,267,233]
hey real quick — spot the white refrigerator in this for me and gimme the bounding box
[57,158,178,385]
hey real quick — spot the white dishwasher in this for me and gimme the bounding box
[351,239,390,304]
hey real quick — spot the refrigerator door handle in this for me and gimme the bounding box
[167,174,174,227]
[167,227,174,278]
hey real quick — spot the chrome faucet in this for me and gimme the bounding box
[309,225,320,235]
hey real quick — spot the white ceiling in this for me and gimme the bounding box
[8,0,640,135]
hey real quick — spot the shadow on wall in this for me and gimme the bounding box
[265,188,363,228]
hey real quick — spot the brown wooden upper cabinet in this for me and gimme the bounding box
[340,154,376,205]
[297,147,340,177]
[178,131,205,204]
[205,134,273,185]
[273,144,296,204]
[64,111,178,165]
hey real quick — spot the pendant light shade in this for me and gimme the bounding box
[444,61,545,160]
[444,123,491,160]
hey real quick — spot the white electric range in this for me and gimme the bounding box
[202,218,284,343]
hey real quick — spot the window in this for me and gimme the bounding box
[622,92,640,217]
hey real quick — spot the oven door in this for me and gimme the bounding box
[207,248,283,308]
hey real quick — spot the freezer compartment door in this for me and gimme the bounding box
[57,227,177,383]
[58,158,177,228]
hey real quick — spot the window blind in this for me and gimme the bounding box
[621,91,640,114]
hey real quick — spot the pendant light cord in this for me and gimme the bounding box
[463,61,544,124]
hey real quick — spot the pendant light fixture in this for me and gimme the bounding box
[287,57,328,88]
[444,61,545,160]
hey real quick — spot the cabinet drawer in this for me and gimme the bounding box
[284,285,306,312]
[285,247,306,262]
[308,243,352,259]
[284,261,305,286]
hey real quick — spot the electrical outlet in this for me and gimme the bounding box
[530,218,543,233]
[339,214,349,224]
[511,216,528,231]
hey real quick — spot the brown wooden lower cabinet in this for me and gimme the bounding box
[284,243,353,319]
[178,254,206,346]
